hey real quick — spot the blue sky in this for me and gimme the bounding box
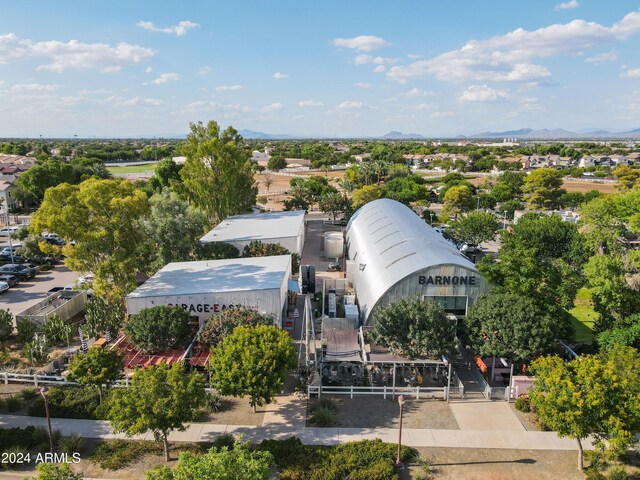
[1,0,640,137]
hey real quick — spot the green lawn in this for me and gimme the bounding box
[569,287,599,341]
[107,162,157,175]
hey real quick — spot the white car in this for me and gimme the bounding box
[0,281,9,293]
[0,227,18,237]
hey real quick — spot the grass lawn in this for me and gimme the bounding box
[569,287,599,341]
[107,162,157,175]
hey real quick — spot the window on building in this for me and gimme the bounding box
[424,295,468,316]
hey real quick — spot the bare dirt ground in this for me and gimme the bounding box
[509,403,540,432]
[410,447,585,480]
[562,179,617,194]
[255,171,344,211]
[199,396,265,426]
[308,396,460,430]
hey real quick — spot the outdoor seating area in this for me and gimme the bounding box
[110,336,190,371]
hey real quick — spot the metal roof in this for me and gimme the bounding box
[345,199,479,322]
[200,210,305,244]
[127,255,291,298]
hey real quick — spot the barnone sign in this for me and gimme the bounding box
[418,275,477,286]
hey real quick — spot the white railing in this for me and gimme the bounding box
[308,384,446,400]
[1,372,78,387]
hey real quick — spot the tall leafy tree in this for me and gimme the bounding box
[442,185,475,218]
[0,309,12,342]
[198,307,273,347]
[522,168,565,209]
[351,185,382,208]
[210,325,296,412]
[319,191,352,221]
[179,121,257,224]
[14,158,75,205]
[242,240,300,273]
[450,212,500,245]
[370,298,456,359]
[124,306,192,354]
[31,178,150,299]
[109,363,206,461]
[67,347,122,403]
[465,293,559,361]
[530,346,640,470]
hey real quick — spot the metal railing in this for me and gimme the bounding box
[308,384,446,400]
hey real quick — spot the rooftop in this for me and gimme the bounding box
[200,210,305,244]
[127,255,291,298]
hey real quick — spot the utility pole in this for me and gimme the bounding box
[40,387,54,452]
[396,395,406,467]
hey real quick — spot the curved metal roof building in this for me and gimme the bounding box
[345,199,487,324]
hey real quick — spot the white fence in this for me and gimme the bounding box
[308,384,448,400]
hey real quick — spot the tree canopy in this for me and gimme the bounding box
[242,240,300,273]
[450,212,500,245]
[198,307,273,347]
[370,298,456,358]
[109,362,206,461]
[521,168,565,209]
[442,185,475,218]
[209,325,296,412]
[179,120,257,224]
[465,293,559,361]
[124,306,192,354]
[67,347,122,402]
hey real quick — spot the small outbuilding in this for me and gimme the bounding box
[345,199,488,325]
[126,255,292,327]
[200,210,305,255]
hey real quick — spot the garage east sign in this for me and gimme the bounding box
[167,303,258,314]
[418,275,477,286]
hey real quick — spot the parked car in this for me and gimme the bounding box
[0,274,19,287]
[0,281,9,293]
[0,263,38,281]
[0,227,18,237]
[42,236,66,246]
[459,243,482,254]
[1,246,21,257]
[0,254,26,264]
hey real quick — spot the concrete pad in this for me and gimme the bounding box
[168,423,205,442]
[453,430,486,448]
[310,428,341,445]
[479,430,509,448]
[405,429,436,447]
[449,401,524,431]
[359,428,398,443]
[198,424,230,442]
[337,428,363,443]
[499,431,531,450]
[432,429,461,448]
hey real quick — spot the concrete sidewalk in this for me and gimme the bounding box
[0,414,583,451]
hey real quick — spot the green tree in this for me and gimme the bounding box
[351,185,382,209]
[442,185,475,218]
[209,325,295,412]
[144,191,208,271]
[16,235,56,263]
[109,362,206,461]
[0,309,12,341]
[370,298,456,358]
[14,158,75,205]
[124,306,192,354]
[597,314,640,350]
[67,347,122,403]
[612,165,640,191]
[83,296,126,340]
[380,175,427,204]
[198,307,273,347]
[152,158,183,191]
[32,462,84,480]
[319,191,352,221]
[146,441,273,480]
[196,242,240,260]
[31,178,150,300]
[530,346,640,470]
[179,120,257,224]
[450,212,500,245]
[522,168,565,209]
[242,240,300,273]
[267,155,287,171]
[465,293,559,361]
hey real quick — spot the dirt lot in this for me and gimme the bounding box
[198,395,265,426]
[509,403,540,431]
[255,171,344,211]
[308,396,459,430]
[562,179,617,194]
[411,447,585,480]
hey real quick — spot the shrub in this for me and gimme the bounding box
[606,467,630,480]
[90,439,161,470]
[42,315,74,345]
[204,392,224,414]
[146,465,175,480]
[28,386,108,420]
[198,307,273,347]
[514,396,531,413]
[309,406,338,427]
[1,446,25,470]
[24,335,49,365]
[210,433,236,452]
[124,306,191,354]
[19,388,39,402]
[0,426,51,453]
[16,318,36,343]
[59,433,86,455]
[0,309,12,341]
[4,396,22,412]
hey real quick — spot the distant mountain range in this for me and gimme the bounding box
[231,127,640,140]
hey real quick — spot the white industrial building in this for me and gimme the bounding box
[126,255,292,327]
[200,210,305,255]
[345,199,488,325]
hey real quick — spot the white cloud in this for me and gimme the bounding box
[151,72,180,85]
[585,51,618,63]
[337,101,365,110]
[373,65,386,73]
[136,20,199,36]
[332,35,389,52]
[0,33,154,72]
[215,85,242,91]
[11,83,61,91]
[354,55,397,66]
[405,87,433,97]
[387,10,640,83]
[79,89,111,95]
[411,103,433,111]
[407,53,422,59]
[261,102,283,112]
[184,101,252,114]
[273,72,288,79]
[459,85,509,103]
[199,66,211,75]
[121,96,163,106]
[355,82,373,88]
[431,111,454,118]
[298,100,324,107]
[145,66,153,73]
[621,65,640,78]
[554,0,579,11]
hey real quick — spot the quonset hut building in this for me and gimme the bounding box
[345,199,488,325]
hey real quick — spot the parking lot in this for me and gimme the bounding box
[0,235,80,318]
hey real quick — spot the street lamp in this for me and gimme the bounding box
[396,395,406,467]
[502,211,508,230]
[429,213,434,226]
[40,387,54,452]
